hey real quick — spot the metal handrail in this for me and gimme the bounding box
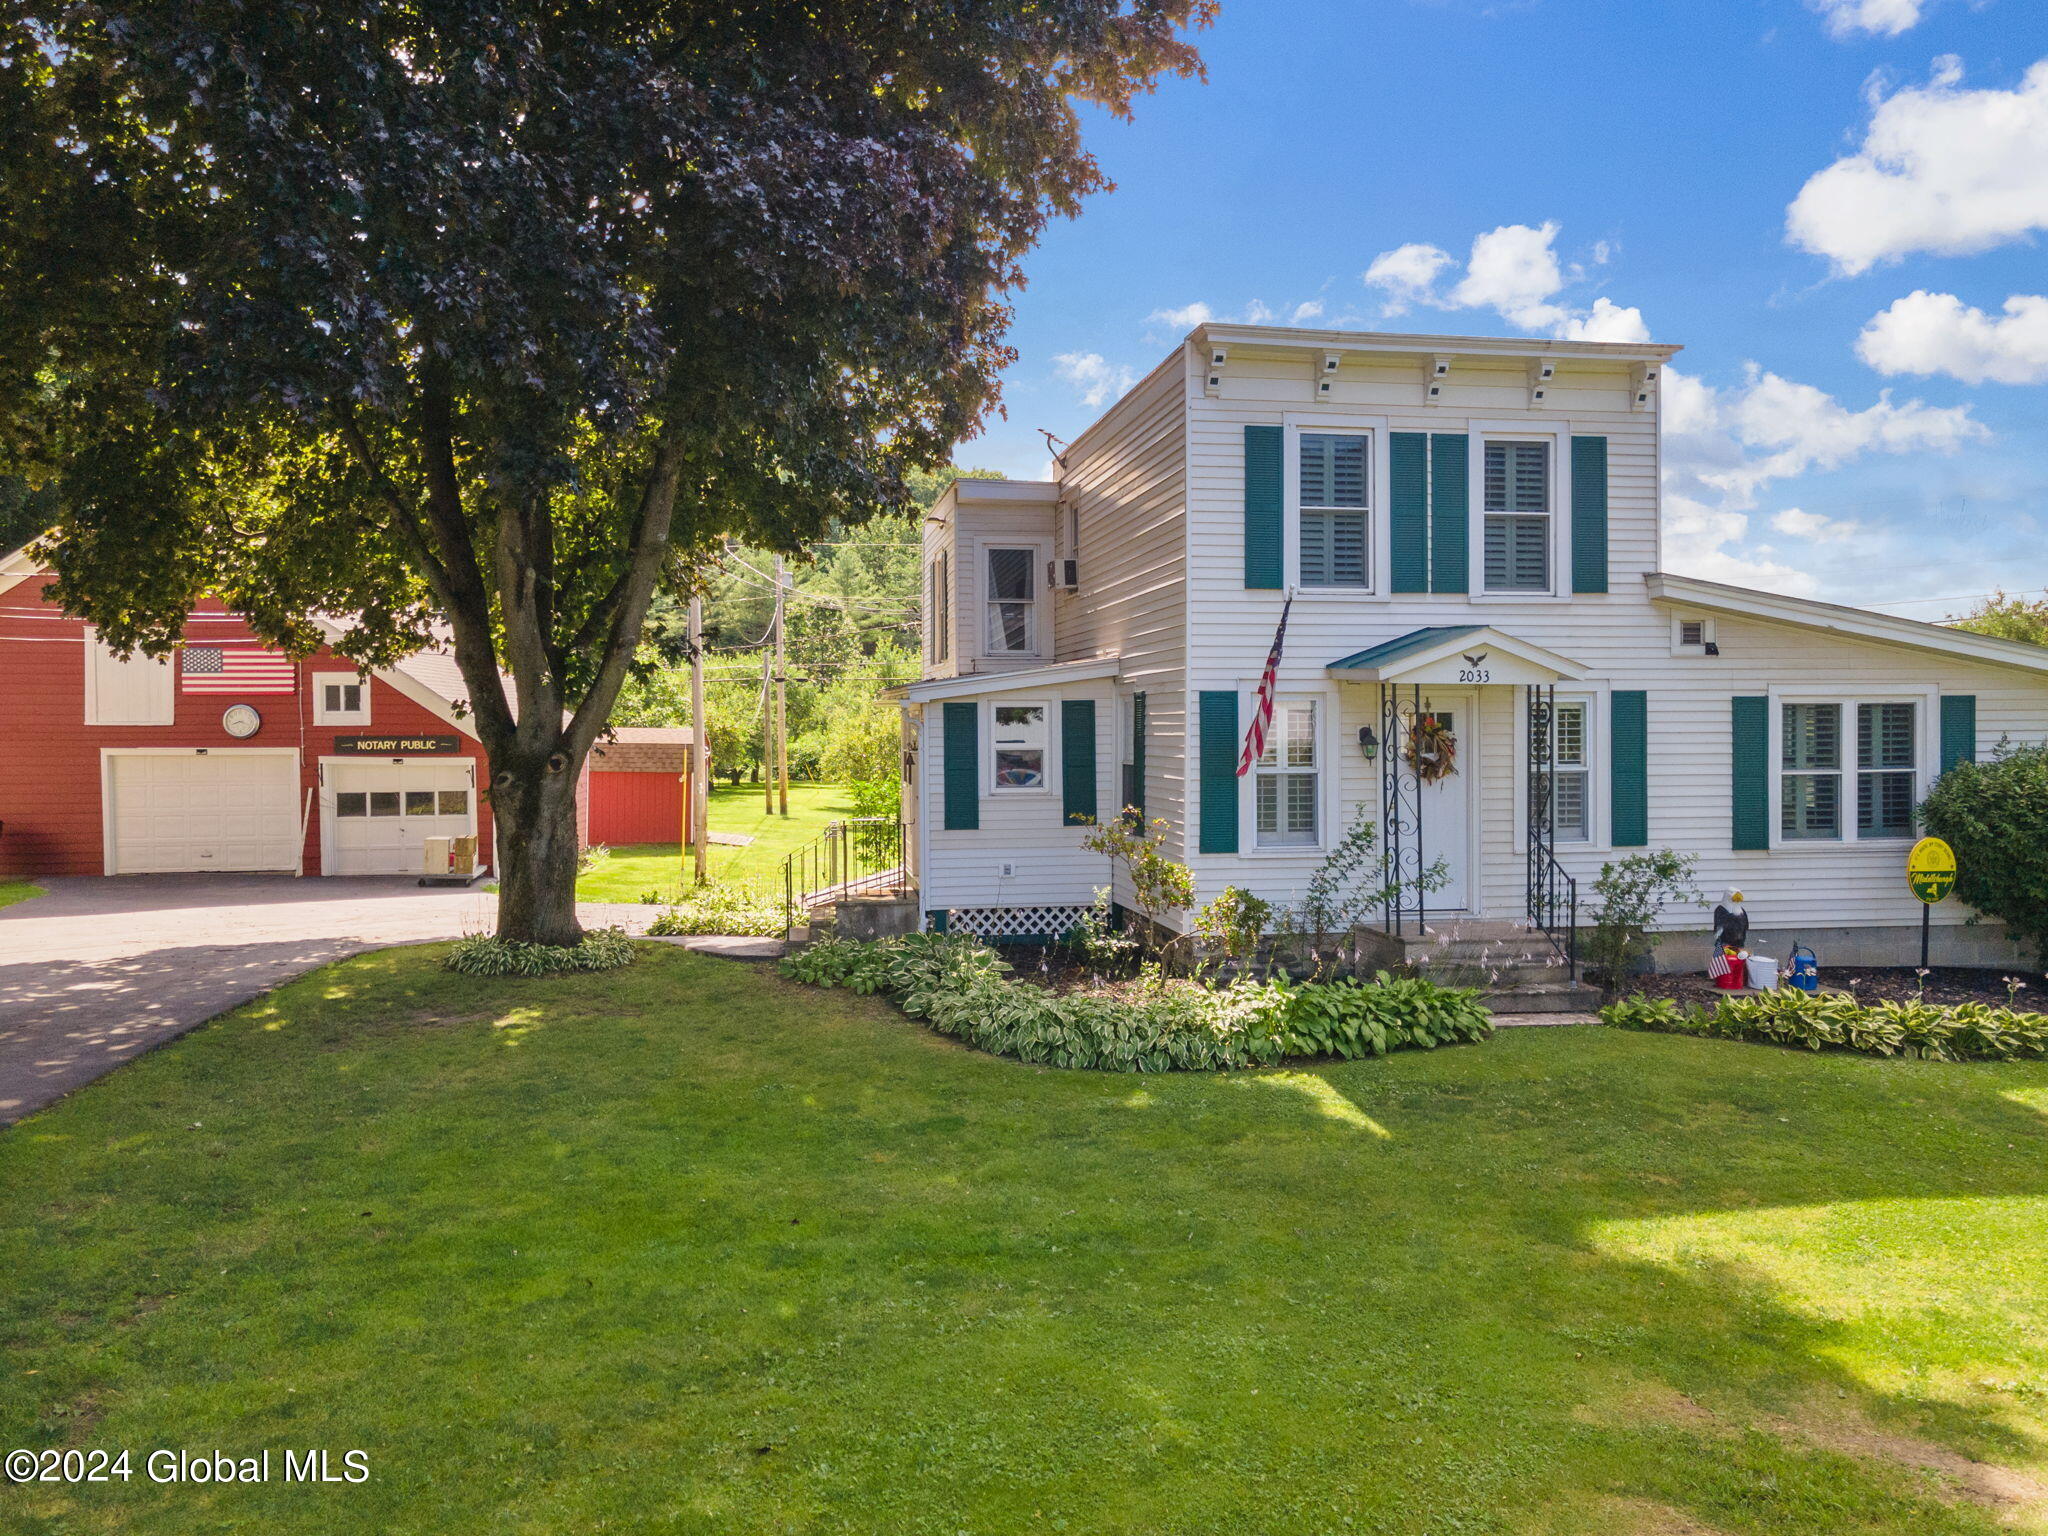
[782,816,907,929]
[1529,845,1579,975]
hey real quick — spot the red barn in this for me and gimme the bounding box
[0,548,509,880]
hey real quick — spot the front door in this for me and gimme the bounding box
[1398,693,1473,914]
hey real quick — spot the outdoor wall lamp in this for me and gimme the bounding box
[1356,725,1378,763]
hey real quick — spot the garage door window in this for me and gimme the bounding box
[370,791,401,816]
[438,789,469,816]
[336,792,367,817]
[405,791,438,815]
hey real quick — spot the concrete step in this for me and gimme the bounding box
[1420,958,1576,988]
[1479,981,1605,1014]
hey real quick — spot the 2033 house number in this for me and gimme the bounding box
[1457,667,1490,683]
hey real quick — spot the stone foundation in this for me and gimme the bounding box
[1644,920,2029,974]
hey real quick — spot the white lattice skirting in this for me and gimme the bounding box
[934,905,1090,941]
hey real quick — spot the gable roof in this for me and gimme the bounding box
[590,727,695,774]
[1645,572,2048,677]
[1327,625,1588,684]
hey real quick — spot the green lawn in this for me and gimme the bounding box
[0,879,43,910]
[578,781,860,900]
[8,948,2048,1534]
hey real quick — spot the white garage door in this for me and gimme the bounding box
[325,759,477,876]
[106,752,302,875]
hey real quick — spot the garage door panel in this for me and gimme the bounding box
[108,754,301,874]
[325,760,477,876]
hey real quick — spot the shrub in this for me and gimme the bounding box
[1583,850,1701,985]
[1920,743,2048,964]
[1278,973,1493,1058]
[445,926,637,976]
[646,882,787,937]
[781,935,1493,1072]
[1066,887,1141,970]
[1080,816,1195,957]
[1194,885,1271,972]
[1599,988,2048,1062]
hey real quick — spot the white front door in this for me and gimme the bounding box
[105,752,302,874]
[1400,694,1473,914]
[324,759,477,876]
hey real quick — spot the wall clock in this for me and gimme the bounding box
[222,704,262,739]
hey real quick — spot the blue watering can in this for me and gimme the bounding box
[1786,944,1819,993]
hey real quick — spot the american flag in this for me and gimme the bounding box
[180,644,297,694]
[1236,591,1295,778]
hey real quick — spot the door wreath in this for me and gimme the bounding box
[1405,713,1458,783]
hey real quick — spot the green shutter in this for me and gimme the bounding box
[1571,436,1609,594]
[1062,699,1097,826]
[943,701,979,831]
[1198,690,1239,854]
[1429,433,1469,594]
[1610,690,1648,847]
[1243,425,1283,590]
[1390,432,1429,593]
[1731,696,1768,851]
[1940,695,1977,774]
[1125,691,1147,822]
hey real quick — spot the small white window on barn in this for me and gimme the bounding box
[314,672,371,726]
[985,548,1036,655]
[1255,700,1319,848]
[1298,432,1368,588]
[84,628,175,726]
[1483,441,1551,592]
[990,701,1048,792]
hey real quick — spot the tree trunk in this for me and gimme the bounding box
[489,747,586,947]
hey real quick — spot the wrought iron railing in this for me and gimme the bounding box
[782,817,908,928]
[1525,683,1579,972]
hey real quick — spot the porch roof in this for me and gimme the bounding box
[1325,625,1588,685]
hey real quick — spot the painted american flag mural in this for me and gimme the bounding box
[179,644,297,695]
[1235,591,1294,778]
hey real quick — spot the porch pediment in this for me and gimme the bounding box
[1325,625,1588,686]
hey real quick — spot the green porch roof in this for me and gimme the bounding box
[1326,626,1488,672]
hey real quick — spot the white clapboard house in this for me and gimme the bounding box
[893,325,2048,971]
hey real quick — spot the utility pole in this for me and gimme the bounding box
[774,553,790,817]
[761,631,775,814]
[688,593,709,885]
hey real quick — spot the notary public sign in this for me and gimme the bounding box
[1907,836,1957,904]
[333,734,462,756]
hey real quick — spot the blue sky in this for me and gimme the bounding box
[965,0,2048,618]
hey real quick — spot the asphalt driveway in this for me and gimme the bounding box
[0,875,698,1125]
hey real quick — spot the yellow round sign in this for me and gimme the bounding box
[1908,836,1957,904]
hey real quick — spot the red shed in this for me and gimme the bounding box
[587,727,695,847]
[0,549,509,880]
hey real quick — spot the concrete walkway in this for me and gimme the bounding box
[0,875,777,1126]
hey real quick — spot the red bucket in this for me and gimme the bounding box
[1710,950,1747,991]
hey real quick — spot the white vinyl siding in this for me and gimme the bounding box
[84,629,175,726]
[1297,432,1368,588]
[1483,441,1551,592]
[1254,700,1319,848]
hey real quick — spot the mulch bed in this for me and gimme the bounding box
[1617,966,2048,1013]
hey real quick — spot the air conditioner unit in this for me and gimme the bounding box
[1048,558,1079,591]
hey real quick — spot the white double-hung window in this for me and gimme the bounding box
[1298,432,1368,588]
[990,702,1048,791]
[1254,700,1319,847]
[985,548,1037,655]
[1546,699,1591,843]
[1781,700,1919,842]
[1483,440,1551,592]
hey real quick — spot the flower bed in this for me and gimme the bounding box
[645,882,787,937]
[1601,988,2048,1062]
[445,926,637,977]
[779,934,1492,1073]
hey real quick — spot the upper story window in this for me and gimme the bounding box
[1483,440,1551,592]
[314,671,371,725]
[985,547,1036,655]
[1254,700,1319,847]
[84,628,175,726]
[990,702,1048,791]
[1298,432,1368,588]
[928,550,950,664]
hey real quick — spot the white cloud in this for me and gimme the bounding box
[1362,223,1650,340]
[1448,221,1569,330]
[1362,243,1456,314]
[1809,0,1927,38]
[1771,507,1864,541]
[1787,57,2048,275]
[1290,300,1326,324]
[1659,364,1986,593]
[1857,289,2048,383]
[1051,351,1137,409]
[1147,301,1214,330]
